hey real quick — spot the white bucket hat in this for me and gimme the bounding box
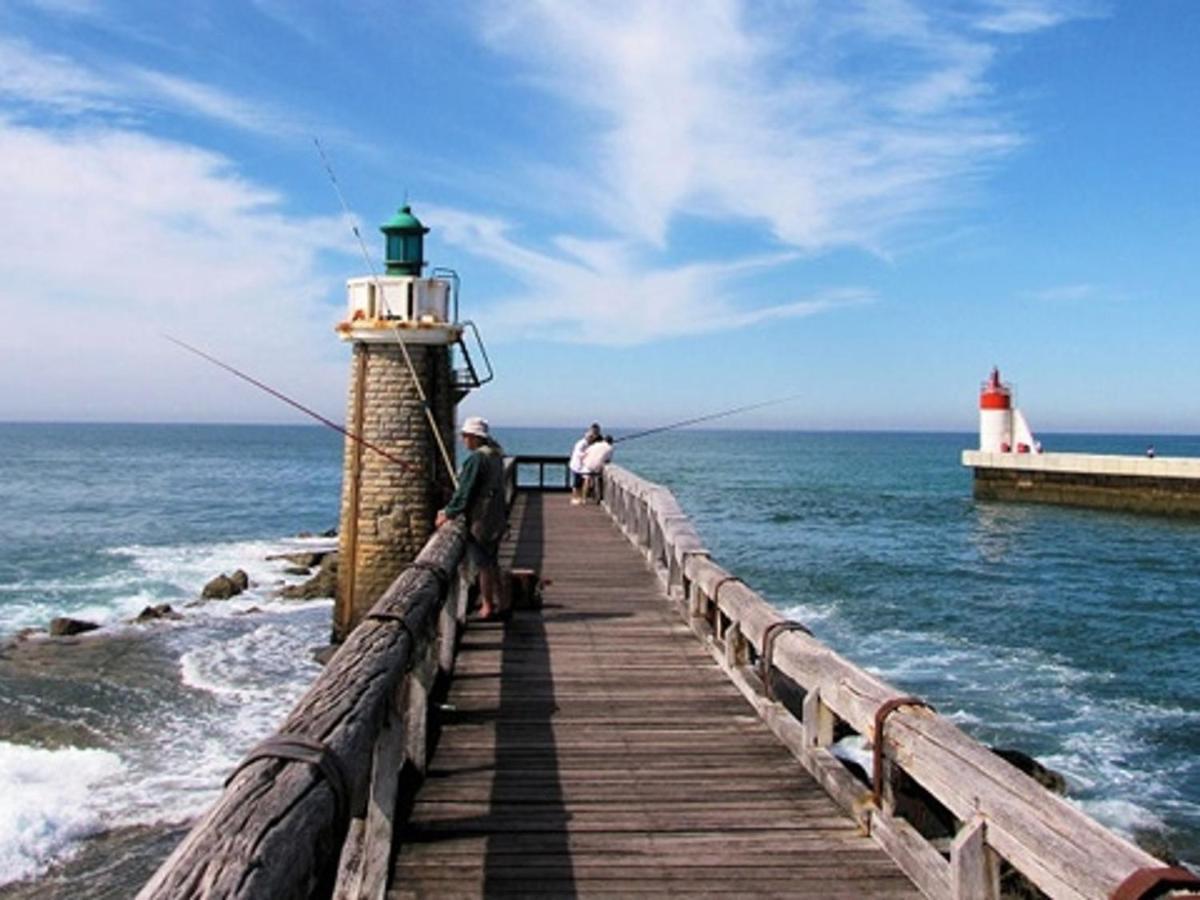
[461,416,490,438]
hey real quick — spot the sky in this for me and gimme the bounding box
[0,0,1197,433]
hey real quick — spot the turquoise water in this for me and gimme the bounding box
[1,423,1198,892]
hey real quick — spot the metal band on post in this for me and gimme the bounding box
[872,696,934,808]
[1111,866,1200,900]
[759,620,813,700]
[226,733,351,823]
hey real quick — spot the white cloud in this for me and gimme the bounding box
[0,117,355,421]
[427,205,870,346]
[0,36,124,115]
[976,1,1106,35]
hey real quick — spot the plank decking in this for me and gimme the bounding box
[389,493,919,898]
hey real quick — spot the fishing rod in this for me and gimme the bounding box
[614,394,801,444]
[162,333,423,475]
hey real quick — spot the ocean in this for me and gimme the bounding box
[1,423,1199,895]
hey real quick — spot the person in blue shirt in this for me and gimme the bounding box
[436,416,507,619]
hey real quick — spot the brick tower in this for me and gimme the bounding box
[331,205,462,642]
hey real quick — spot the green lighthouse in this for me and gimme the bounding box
[380,204,429,276]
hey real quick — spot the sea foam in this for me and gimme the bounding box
[0,742,123,885]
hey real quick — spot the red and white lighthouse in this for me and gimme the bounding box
[979,368,1013,452]
[978,367,1039,453]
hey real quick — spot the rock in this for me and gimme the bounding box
[283,566,312,576]
[134,604,181,623]
[14,627,43,641]
[991,747,1067,795]
[321,527,337,538]
[230,569,249,592]
[232,606,262,617]
[280,553,338,600]
[201,574,242,600]
[49,617,101,637]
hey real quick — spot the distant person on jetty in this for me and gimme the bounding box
[582,434,615,503]
[436,417,507,620]
[569,423,601,506]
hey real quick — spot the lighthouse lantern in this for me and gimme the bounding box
[381,204,429,277]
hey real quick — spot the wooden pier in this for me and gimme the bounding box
[390,493,918,897]
[141,461,1193,900]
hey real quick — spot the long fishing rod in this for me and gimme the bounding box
[162,333,423,475]
[313,136,459,489]
[614,394,801,444]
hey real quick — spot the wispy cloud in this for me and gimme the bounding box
[475,1,1029,253]
[436,0,1098,344]
[0,34,306,138]
[975,0,1107,35]
[427,205,871,346]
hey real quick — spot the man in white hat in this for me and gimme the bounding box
[436,416,507,619]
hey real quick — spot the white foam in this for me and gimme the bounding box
[0,742,123,885]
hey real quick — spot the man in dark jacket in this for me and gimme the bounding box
[436,416,507,619]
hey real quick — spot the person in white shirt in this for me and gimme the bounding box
[569,424,601,505]
[581,434,614,503]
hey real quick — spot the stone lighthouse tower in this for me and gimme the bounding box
[331,205,463,642]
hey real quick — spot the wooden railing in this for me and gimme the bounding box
[601,464,1169,900]
[139,523,471,900]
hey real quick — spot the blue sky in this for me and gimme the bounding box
[1,1,1196,432]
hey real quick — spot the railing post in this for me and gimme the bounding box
[802,689,836,748]
[951,816,1000,899]
[723,621,747,668]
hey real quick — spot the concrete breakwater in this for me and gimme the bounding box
[962,451,1200,516]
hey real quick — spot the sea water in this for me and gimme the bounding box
[1,424,1198,895]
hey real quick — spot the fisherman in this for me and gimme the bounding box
[569,424,601,506]
[436,417,508,620]
[581,434,615,503]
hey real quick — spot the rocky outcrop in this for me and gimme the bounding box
[49,617,101,637]
[280,552,338,600]
[230,569,249,592]
[201,574,242,600]
[134,604,182,623]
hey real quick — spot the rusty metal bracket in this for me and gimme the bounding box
[1111,866,1200,900]
[226,732,351,822]
[872,695,935,808]
[711,575,743,604]
[759,620,813,699]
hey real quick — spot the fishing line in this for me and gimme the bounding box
[614,394,801,444]
[313,137,459,489]
[162,333,422,475]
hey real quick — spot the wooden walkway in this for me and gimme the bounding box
[389,493,920,898]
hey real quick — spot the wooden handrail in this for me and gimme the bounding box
[139,522,469,900]
[600,464,1165,900]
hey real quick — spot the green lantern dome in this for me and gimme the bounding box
[380,204,429,276]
